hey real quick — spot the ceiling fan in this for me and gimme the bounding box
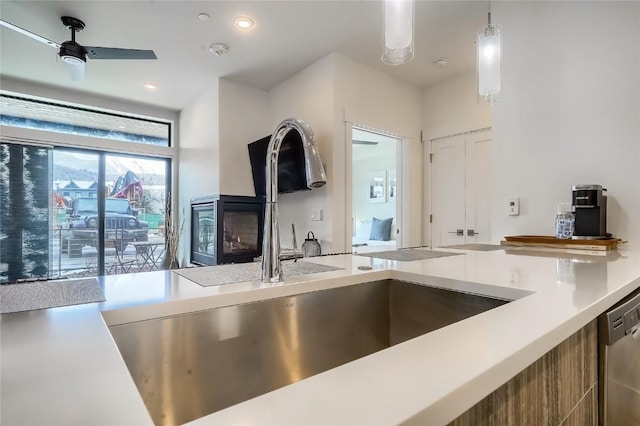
[0,16,157,81]
[352,140,379,146]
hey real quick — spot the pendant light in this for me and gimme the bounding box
[477,0,502,103]
[382,0,415,65]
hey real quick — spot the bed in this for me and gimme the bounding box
[352,218,396,253]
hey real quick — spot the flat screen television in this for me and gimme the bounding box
[248,131,310,196]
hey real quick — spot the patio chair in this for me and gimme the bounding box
[105,239,136,274]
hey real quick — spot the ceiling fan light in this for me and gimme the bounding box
[382,0,415,65]
[61,55,84,65]
[63,59,85,82]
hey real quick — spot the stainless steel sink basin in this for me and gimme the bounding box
[109,279,510,425]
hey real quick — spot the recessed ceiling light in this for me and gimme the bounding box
[234,16,254,30]
[143,82,157,90]
[198,13,210,21]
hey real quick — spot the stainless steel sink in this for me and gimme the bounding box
[109,279,510,425]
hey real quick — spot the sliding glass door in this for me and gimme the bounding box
[1,142,169,283]
[55,150,170,277]
[52,149,100,277]
[102,154,168,275]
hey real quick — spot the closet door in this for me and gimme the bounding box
[464,131,492,243]
[430,131,492,247]
[431,135,466,246]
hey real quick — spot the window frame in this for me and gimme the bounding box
[0,90,178,279]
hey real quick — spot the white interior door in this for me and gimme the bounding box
[430,130,492,247]
[465,131,492,243]
[431,135,466,246]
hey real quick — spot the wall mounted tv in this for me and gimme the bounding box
[248,131,310,197]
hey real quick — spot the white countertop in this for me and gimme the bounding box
[2,247,639,425]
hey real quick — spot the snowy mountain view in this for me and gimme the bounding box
[53,151,166,186]
[52,150,167,217]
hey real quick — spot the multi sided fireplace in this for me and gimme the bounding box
[190,195,265,266]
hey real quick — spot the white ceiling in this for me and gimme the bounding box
[0,1,487,111]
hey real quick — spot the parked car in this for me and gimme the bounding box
[61,197,148,257]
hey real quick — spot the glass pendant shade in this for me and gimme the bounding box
[477,23,502,103]
[382,0,415,65]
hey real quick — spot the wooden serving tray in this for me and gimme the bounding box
[501,235,621,251]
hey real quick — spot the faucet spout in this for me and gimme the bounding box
[260,118,327,283]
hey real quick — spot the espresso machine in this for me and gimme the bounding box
[571,184,608,239]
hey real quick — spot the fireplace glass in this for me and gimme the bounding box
[193,205,215,259]
[190,195,264,266]
[223,212,259,255]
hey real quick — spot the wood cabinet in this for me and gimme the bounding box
[450,320,597,425]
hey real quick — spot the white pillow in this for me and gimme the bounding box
[355,220,372,240]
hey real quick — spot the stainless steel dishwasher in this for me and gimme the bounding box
[598,287,640,425]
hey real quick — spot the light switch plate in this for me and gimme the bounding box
[508,198,520,216]
[310,209,323,221]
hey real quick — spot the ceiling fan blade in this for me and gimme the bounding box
[0,19,60,49]
[352,140,379,146]
[84,46,157,60]
[63,60,85,82]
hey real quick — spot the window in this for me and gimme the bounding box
[0,94,171,147]
[0,93,174,283]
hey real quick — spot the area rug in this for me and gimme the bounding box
[0,278,105,314]
[174,261,343,287]
[355,249,463,262]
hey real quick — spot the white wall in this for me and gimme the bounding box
[422,71,492,140]
[218,79,270,196]
[176,52,424,257]
[422,71,492,244]
[492,1,640,247]
[333,54,424,248]
[268,53,423,251]
[178,79,220,264]
[268,55,335,252]
[177,79,270,263]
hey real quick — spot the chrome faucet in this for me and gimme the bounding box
[260,118,327,283]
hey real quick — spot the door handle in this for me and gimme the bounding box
[467,229,479,236]
[448,229,464,236]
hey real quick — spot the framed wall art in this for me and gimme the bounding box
[368,170,386,203]
[387,169,397,203]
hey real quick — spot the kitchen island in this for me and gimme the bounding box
[1,247,639,425]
